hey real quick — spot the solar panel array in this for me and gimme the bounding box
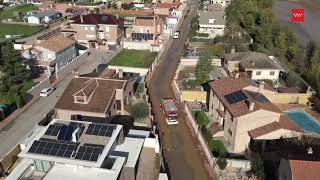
[132,33,154,41]
[28,140,79,158]
[224,90,248,104]
[44,123,63,136]
[74,144,104,161]
[85,124,116,137]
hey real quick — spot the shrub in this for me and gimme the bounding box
[251,154,265,180]
[129,101,149,121]
[217,152,227,170]
[15,93,24,108]
[197,33,209,37]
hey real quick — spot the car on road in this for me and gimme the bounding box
[173,31,180,39]
[40,87,55,97]
[161,98,179,125]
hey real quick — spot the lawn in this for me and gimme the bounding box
[0,4,38,20]
[109,49,158,68]
[0,23,44,38]
[0,80,37,104]
[193,110,210,128]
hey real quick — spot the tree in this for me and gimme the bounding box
[121,3,133,10]
[111,3,117,9]
[195,55,214,84]
[305,41,317,68]
[217,152,227,170]
[251,154,265,180]
[129,101,149,121]
[307,62,320,94]
[275,32,287,58]
[15,93,24,108]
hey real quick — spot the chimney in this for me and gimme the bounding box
[231,47,235,54]
[249,102,255,111]
[118,68,123,78]
[258,81,265,93]
[235,72,240,79]
[80,14,84,23]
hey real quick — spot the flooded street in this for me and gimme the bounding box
[273,0,320,47]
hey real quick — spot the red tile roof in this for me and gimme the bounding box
[209,77,281,117]
[248,115,302,138]
[290,160,320,180]
[71,14,123,25]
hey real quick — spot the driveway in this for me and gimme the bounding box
[148,1,216,179]
[0,49,116,160]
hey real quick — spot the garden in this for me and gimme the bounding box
[108,49,158,68]
[0,23,44,38]
[0,4,38,20]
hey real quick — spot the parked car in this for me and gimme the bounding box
[40,87,55,97]
[173,31,180,39]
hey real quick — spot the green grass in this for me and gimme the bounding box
[192,110,210,128]
[0,23,44,38]
[0,80,37,104]
[109,49,158,68]
[0,4,38,20]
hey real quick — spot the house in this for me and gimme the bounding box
[26,10,62,24]
[208,76,301,153]
[32,35,76,76]
[63,14,124,50]
[5,119,162,180]
[153,1,180,16]
[279,159,320,180]
[210,0,231,7]
[54,70,138,121]
[198,10,225,38]
[223,52,284,81]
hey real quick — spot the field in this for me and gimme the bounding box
[0,4,38,20]
[0,23,44,38]
[109,49,158,68]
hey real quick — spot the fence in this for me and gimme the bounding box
[183,102,251,179]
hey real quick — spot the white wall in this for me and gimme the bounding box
[108,65,149,75]
[250,69,280,81]
[27,16,40,24]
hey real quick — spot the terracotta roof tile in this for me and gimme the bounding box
[290,160,320,180]
[209,77,281,117]
[38,35,76,53]
[71,14,123,25]
[134,16,155,26]
[55,77,125,113]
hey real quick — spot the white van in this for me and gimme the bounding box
[173,31,180,39]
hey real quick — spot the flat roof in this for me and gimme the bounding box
[43,157,126,180]
[114,137,144,168]
[19,119,122,168]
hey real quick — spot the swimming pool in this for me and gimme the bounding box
[287,110,320,134]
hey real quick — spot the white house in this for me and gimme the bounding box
[27,10,62,24]
[223,52,284,81]
[198,10,225,38]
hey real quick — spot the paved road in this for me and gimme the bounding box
[148,1,215,180]
[0,50,115,160]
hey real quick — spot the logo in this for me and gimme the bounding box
[291,8,304,22]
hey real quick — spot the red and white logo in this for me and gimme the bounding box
[291,8,304,22]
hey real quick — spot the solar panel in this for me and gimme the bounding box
[44,124,63,136]
[224,90,248,104]
[57,125,68,141]
[74,144,104,162]
[85,124,116,137]
[131,33,154,41]
[28,140,79,159]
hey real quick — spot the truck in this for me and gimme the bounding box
[161,98,178,125]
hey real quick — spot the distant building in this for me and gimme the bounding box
[223,52,284,81]
[54,70,138,121]
[26,10,62,24]
[6,119,162,180]
[62,14,124,50]
[198,10,225,38]
[208,77,301,153]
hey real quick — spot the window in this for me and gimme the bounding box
[269,71,275,76]
[256,71,262,76]
[228,128,232,136]
[117,100,121,110]
[209,19,216,24]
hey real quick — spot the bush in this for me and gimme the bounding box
[251,154,265,180]
[15,93,24,108]
[129,101,149,121]
[194,111,210,128]
[208,139,227,154]
[197,33,209,37]
[217,152,227,170]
